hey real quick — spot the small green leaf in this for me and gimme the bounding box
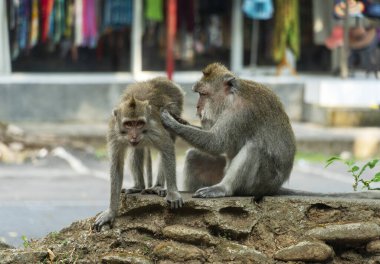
[349,166,360,172]
[371,172,380,182]
[325,156,341,167]
[368,159,379,169]
[345,160,355,167]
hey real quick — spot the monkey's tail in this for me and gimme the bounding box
[277,187,380,199]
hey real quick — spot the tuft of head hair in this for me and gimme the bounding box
[202,63,230,78]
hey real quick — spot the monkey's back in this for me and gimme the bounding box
[121,77,184,117]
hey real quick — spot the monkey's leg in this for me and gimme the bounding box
[93,143,125,231]
[183,148,226,192]
[141,151,167,197]
[145,148,153,188]
[160,142,183,209]
[193,141,259,198]
[123,148,145,194]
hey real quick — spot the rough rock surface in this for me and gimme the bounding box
[306,222,380,244]
[1,193,380,263]
[274,241,333,262]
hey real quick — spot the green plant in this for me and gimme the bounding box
[325,157,380,191]
[21,235,29,248]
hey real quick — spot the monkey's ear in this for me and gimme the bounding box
[223,75,238,93]
[112,108,118,117]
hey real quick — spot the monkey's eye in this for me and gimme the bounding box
[123,120,145,128]
[199,92,208,97]
[136,120,145,128]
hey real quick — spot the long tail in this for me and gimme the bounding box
[277,187,380,199]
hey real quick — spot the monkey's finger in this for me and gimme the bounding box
[193,189,209,198]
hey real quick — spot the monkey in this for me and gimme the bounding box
[161,62,380,200]
[93,77,184,231]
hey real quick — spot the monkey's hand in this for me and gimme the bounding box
[93,209,115,232]
[165,191,184,209]
[161,109,181,129]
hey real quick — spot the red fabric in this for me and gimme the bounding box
[41,0,54,42]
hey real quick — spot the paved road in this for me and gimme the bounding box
[0,147,371,247]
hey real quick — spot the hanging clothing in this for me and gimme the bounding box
[18,0,30,50]
[64,0,74,39]
[41,0,54,42]
[75,0,83,46]
[177,0,194,32]
[145,0,163,22]
[272,0,300,62]
[243,0,273,20]
[103,0,132,30]
[53,0,65,44]
[83,0,98,47]
[29,0,39,47]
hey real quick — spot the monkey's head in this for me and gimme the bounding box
[192,63,238,128]
[112,96,151,147]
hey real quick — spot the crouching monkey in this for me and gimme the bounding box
[161,63,380,200]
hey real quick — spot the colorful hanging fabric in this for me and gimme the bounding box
[53,0,65,43]
[83,0,98,47]
[41,0,54,42]
[29,0,39,47]
[64,0,74,39]
[103,0,133,30]
[243,0,273,20]
[75,0,84,46]
[272,0,300,62]
[18,0,30,50]
[145,0,163,22]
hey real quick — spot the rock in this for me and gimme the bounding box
[0,250,48,264]
[0,241,14,250]
[306,222,380,244]
[162,225,216,246]
[153,241,205,262]
[102,253,153,264]
[216,242,270,263]
[205,207,257,240]
[274,241,333,262]
[340,250,363,261]
[367,240,380,253]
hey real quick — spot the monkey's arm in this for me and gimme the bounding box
[93,141,125,231]
[161,110,225,155]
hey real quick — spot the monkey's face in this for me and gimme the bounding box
[193,63,237,128]
[113,98,151,147]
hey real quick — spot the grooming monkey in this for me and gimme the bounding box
[94,77,184,231]
[161,63,380,200]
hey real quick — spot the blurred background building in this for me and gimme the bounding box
[0,0,379,125]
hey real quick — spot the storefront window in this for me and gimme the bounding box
[7,0,131,72]
[142,0,232,71]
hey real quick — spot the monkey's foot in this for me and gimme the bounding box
[92,209,115,232]
[122,187,143,194]
[193,185,227,198]
[141,186,167,197]
[165,191,184,209]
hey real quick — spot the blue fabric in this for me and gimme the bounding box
[103,0,133,29]
[363,0,380,19]
[242,0,273,20]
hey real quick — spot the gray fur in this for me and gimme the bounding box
[93,78,184,231]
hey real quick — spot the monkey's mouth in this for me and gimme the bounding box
[129,141,140,147]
